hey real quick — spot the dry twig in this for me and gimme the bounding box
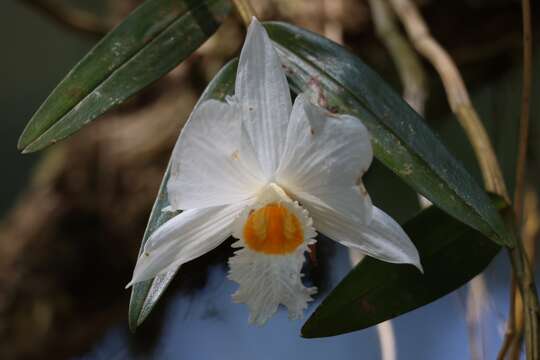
[368,0,426,115]
[499,0,536,358]
[513,0,533,226]
[510,189,540,359]
[323,0,344,45]
[232,0,257,26]
[387,0,509,201]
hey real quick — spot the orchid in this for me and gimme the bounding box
[127,18,421,325]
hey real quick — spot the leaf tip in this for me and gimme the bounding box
[300,311,326,338]
[300,323,315,338]
[128,317,139,333]
[128,297,142,333]
[501,233,516,248]
[17,131,32,153]
[17,126,48,154]
[19,136,53,154]
[19,143,43,154]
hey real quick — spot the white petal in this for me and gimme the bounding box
[228,249,316,325]
[128,202,248,286]
[167,100,264,210]
[235,18,292,178]
[277,94,373,224]
[308,202,422,271]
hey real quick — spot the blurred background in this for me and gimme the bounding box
[1,0,539,359]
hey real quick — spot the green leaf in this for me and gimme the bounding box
[18,0,231,153]
[128,59,238,331]
[264,22,514,247]
[301,197,507,338]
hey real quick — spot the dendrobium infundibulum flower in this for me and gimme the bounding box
[128,18,422,325]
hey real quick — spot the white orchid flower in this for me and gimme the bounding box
[128,18,422,325]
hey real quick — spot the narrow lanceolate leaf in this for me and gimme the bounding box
[301,198,507,338]
[129,59,238,331]
[265,22,514,247]
[18,0,231,153]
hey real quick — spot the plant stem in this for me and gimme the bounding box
[387,0,509,201]
[231,0,257,26]
[508,242,539,360]
[514,0,533,228]
[499,0,535,358]
[368,0,427,115]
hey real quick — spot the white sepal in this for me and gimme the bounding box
[127,201,250,287]
[235,18,292,179]
[167,99,263,210]
[277,94,373,225]
[309,202,423,271]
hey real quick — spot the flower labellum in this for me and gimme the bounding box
[127,18,422,325]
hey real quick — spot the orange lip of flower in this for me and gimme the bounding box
[243,202,304,255]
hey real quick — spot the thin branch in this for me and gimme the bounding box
[514,0,533,229]
[511,188,540,359]
[498,274,518,360]
[21,0,113,36]
[467,276,489,360]
[323,0,344,45]
[231,0,257,26]
[511,286,525,360]
[500,192,538,360]
[387,0,509,201]
[508,241,540,360]
[514,189,540,356]
[500,0,535,358]
[368,0,427,115]
[376,320,397,360]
